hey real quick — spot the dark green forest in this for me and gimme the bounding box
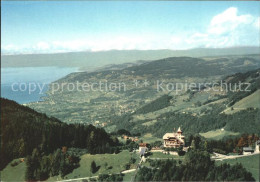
[135,95,172,114]
[0,98,119,170]
[25,148,81,181]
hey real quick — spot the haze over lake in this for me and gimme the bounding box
[1,67,78,104]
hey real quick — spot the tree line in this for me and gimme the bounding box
[186,134,259,154]
[135,150,255,181]
[25,147,81,181]
[0,98,119,170]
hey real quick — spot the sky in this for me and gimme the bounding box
[1,1,260,54]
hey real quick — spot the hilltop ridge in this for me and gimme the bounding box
[2,47,259,70]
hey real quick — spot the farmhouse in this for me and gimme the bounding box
[163,127,185,148]
[139,143,148,156]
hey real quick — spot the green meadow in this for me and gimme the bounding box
[216,154,260,181]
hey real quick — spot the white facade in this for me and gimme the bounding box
[243,151,252,155]
[255,141,260,153]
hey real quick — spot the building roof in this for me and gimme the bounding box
[139,143,148,147]
[243,147,254,151]
[177,127,182,133]
[163,133,184,143]
[163,133,175,139]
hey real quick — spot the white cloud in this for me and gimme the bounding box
[34,42,50,50]
[254,17,260,29]
[2,44,17,51]
[185,7,259,48]
[89,36,147,51]
[52,40,89,51]
[1,44,23,55]
[208,7,255,35]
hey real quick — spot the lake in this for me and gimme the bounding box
[1,67,78,104]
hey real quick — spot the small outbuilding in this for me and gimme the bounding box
[243,147,254,155]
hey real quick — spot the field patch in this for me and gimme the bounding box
[0,158,26,181]
[140,133,163,143]
[48,150,138,181]
[200,129,240,140]
[142,119,157,126]
[149,152,184,160]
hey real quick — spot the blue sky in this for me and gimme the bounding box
[1,1,260,54]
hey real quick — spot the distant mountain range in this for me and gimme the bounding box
[2,47,259,71]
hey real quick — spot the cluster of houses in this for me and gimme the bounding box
[122,135,139,142]
[93,120,108,127]
[136,127,260,157]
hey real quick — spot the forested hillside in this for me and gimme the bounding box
[112,68,260,138]
[135,95,172,114]
[113,105,260,138]
[0,98,119,170]
[225,68,260,106]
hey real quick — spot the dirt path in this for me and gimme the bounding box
[212,152,260,161]
[57,175,98,182]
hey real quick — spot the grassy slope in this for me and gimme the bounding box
[200,129,240,140]
[149,152,185,160]
[139,133,163,143]
[0,159,26,181]
[224,89,260,114]
[48,150,138,181]
[1,151,257,181]
[216,154,260,181]
[123,171,135,182]
[1,151,138,181]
